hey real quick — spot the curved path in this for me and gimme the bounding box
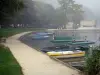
[4,32,80,75]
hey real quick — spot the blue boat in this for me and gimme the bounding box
[36,32,53,36]
[32,34,50,40]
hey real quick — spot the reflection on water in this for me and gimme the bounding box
[54,30,100,45]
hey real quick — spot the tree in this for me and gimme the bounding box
[52,7,68,27]
[12,0,40,28]
[58,0,84,29]
[34,1,56,28]
[34,1,68,28]
[0,0,24,27]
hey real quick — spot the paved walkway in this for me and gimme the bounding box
[5,32,80,75]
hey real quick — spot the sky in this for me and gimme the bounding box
[33,0,59,8]
[75,0,99,11]
[33,0,100,13]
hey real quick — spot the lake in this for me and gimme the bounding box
[54,30,100,45]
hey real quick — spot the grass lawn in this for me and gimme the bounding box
[0,28,45,75]
[0,45,23,75]
[0,28,45,38]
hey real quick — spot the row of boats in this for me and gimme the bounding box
[29,32,95,57]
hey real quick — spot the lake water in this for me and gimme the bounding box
[54,30,100,45]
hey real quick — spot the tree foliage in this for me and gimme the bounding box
[52,7,67,26]
[84,46,100,75]
[34,1,67,28]
[35,1,55,26]
[0,0,24,26]
[58,0,84,28]
[12,0,40,27]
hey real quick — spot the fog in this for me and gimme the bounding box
[33,0,100,14]
[75,0,99,10]
[75,0,100,15]
[33,0,59,8]
[33,0,100,27]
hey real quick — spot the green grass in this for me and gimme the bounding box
[0,45,23,75]
[0,28,45,75]
[0,28,45,38]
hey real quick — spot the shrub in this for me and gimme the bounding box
[84,46,100,75]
